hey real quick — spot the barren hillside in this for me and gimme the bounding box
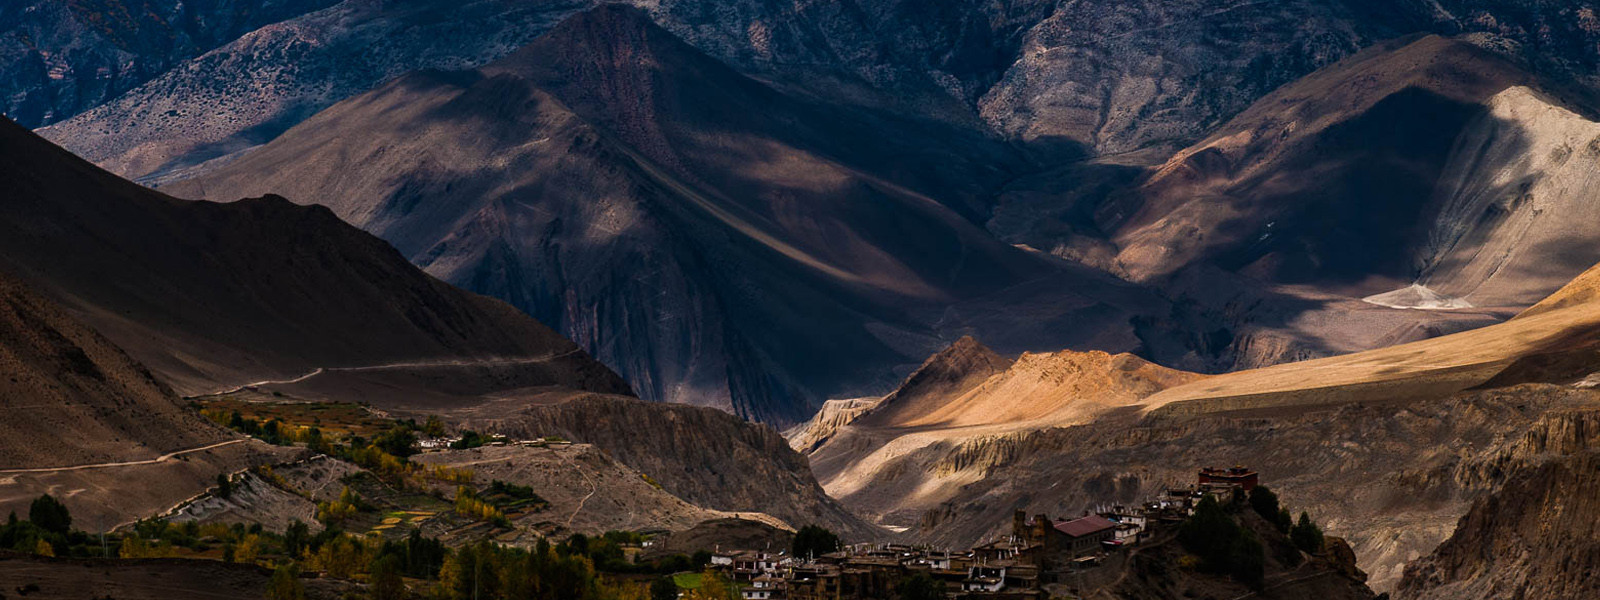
[0,116,628,400]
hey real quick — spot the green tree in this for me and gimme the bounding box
[1276,508,1294,533]
[28,494,71,534]
[424,416,447,438]
[791,525,840,559]
[373,426,418,457]
[1179,495,1237,572]
[1247,486,1281,525]
[1227,529,1265,588]
[284,520,310,559]
[1291,512,1325,554]
[896,572,943,600]
[217,473,234,499]
[370,554,406,600]
[267,563,306,600]
[650,575,679,600]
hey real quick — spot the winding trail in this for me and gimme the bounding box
[552,448,598,529]
[0,439,248,475]
[191,350,585,398]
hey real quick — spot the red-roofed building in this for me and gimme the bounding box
[1054,515,1116,555]
[1011,511,1118,564]
[1198,466,1258,491]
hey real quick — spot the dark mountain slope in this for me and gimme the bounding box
[1107,35,1551,287]
[0,270,223,468]
[0,115,629,399]
[0,268,295,531]
[170,5,1165,423]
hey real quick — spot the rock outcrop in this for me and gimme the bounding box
[0,0,338,127]
[1397,451,1600,600]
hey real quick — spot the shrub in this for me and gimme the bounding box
[791,525,840,559]
[1247,486,1281,527]
[651,575,679,600]
[1291,512,1325,554]
[267,563,305,600]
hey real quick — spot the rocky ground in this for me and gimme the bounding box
[0,552,355,599]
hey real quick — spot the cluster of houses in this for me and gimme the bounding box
[707,466,1260,600]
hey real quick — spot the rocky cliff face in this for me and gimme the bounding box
[0,0,338,127]
[37,0,592,183]
[1397,450,1600,600]
[29,0,1600,179]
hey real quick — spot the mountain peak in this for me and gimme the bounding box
[855,337,1014,427]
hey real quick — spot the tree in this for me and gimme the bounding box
[370,554,406,600]
[284,520,310,559]
[267,563,306,600]
[1291,512,1325,554]
[650,575,679,600]
[791,525,840,559]
[1179,495,1237,573]
[684,569,734,600]
[373,426,418,457]
[34,538,54,557]
[28,494,71,534]
[424,416,447,438]
[1247,486,1280,525]
[234,534,261,564]
[217,473,234,499]
[896,572,943,600]
[1227,529,1265,588]
[308,535,366,579]
[1276,508,1294,533]
[440,542,500,600]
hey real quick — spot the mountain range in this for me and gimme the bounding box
[163,5,1167,422]
[8,0,1600,597]
[23,0,1594,422]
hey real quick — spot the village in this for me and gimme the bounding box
[704,466,1263,600]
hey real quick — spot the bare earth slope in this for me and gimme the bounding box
[806,337,1202,526]
[1145,259,1600,415]
[448,394,879,540]
[0,116,629,399]
[0,270,294,531]
[0,271,218,468]
[1107,36,1548,286]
